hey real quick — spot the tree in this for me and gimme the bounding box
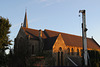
[0,16,12,50]
[88,50,100,67]
[0,16,12,66]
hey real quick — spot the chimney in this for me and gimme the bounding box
[39,29,42,38]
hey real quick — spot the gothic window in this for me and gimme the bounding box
[32,45,34,54]
[71,48,74,55]
[77,49,79,55]
[67,48,70,55]
[58,47,63,66]
[58,52,60,66]
[61,51,63,66]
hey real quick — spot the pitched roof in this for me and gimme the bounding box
[44,29,100,50]
[22,27,47,39]
[44,36,57,50]
[22,27,100,50]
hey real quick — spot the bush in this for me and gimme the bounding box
[88,50,100,67]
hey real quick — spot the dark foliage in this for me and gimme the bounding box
[0,16,12,66]
[0,16,12,49]
[88,50,100,67]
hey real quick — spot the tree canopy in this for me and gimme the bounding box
[0,16,12,66]
[0,16,12,50]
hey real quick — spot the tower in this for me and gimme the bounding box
[23,10,28,28]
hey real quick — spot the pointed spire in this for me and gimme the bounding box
[23,9,28,28]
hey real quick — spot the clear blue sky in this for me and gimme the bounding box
[0,0,100,48]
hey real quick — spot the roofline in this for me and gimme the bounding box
[22,27,40,31]
[44,29,83,37]
[22,28,93,39]
[91,38,100,48]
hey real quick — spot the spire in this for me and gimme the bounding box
[23,10,28,28]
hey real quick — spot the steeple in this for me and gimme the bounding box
[23,10,28,28]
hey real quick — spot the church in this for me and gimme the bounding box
[14,11,100,66]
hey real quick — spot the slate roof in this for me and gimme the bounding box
[22,27,100,50]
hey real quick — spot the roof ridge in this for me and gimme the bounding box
[44,29,82,38]
[22,27,39,31]
[23,28,91,39]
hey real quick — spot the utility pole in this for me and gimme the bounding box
[79,10,88,66]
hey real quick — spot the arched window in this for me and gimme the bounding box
[32,45,34,54]
[58,47,63,66]
[77,49,79,55]
[71,48,74,55]
[59,47,62,51]
[67,48,70,55]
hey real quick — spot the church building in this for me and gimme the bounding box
[14,11,100,66]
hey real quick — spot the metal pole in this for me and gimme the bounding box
[79,10,88,66]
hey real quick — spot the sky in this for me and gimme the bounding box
[0,0,100,50]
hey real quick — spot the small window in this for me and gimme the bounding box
[32,45,34,54]
[71,48,74,55]
[59,47,62,51]
[77,49,79,55]
[67,48,70,55]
